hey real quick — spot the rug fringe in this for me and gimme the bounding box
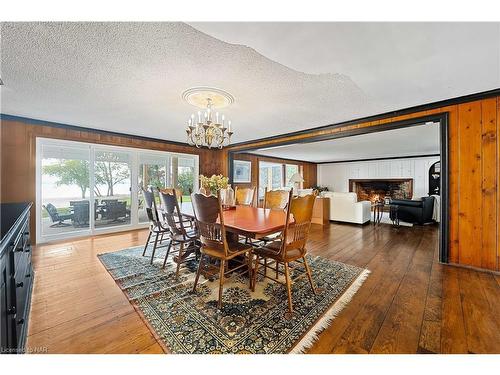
[289,269,371,354]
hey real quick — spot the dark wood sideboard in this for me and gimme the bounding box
[1,203,33,354]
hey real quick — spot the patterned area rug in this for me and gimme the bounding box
[98,245,369,354]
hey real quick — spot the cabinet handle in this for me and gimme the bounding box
[16,281,24,288]
[7,306,16,315]
[17,318,25,325]
[25,273,31,278]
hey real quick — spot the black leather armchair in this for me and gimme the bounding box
[389,196,435,225]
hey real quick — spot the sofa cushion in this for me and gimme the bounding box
[390,199,422,208]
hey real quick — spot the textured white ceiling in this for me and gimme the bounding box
[252,123,440,163]
[0,22,499,144]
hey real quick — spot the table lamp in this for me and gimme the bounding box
[289,172,304,195]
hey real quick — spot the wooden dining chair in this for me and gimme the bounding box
[158,187,193,228]
[158,190,199,277]
[253,188,292,245]
[191,191,254,309]
[141,187,171,264]
[158,187,183,203]
[235,186,256,206]
[252,191,318,315]
[263,188,291,210]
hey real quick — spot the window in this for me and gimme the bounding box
[176,157,195,202]
[36,138,199,243]
[285,164,300,189]
[258,161,284,198]
[257,161,303,199]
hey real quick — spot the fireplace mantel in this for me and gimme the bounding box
[349,178,414,202]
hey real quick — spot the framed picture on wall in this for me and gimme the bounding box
[233,160,252,183]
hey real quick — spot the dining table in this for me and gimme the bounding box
[178,202,291,240]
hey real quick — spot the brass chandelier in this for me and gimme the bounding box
[186,98,233,149]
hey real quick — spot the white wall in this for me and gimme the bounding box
[317,156,440,199]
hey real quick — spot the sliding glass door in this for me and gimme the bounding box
[176,156,196,202]
[39,143,91,238]
[138,154,169,223]
[36,138,199,243]
[94,150,132,229]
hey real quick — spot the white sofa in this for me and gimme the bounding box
[321,192,371,224]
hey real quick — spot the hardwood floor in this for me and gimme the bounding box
[26,223,500,354]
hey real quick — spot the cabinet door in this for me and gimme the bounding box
[1,255,17,353]
[1,262,8,352]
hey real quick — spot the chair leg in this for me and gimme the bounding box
[192,255,204,292]
[175,242,184,279]
[218,260,225,309]
[252,255,260,291]
[162,239,173,269]
[303,256,317,295]
[264,258,268,277]
[247,251,253,290]
[275,260,279,279]
[284,262,293,313]
[142,230,152,256]
[150,232,159,264]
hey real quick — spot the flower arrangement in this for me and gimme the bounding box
[199,174,229,195]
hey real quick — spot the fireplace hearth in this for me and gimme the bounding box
[349,178,413,202]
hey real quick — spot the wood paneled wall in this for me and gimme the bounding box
[0,118,223,241]
[222,96,500,272]
[231,153,317,206]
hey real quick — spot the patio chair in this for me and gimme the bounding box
[104,201,129,223]
[70,200,90,227]
[43,203,73,227]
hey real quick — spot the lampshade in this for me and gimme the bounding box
[289,172,304,184]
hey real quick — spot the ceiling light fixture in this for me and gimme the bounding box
[182,87,234,149]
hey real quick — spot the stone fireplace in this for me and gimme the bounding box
[349,178,413,202]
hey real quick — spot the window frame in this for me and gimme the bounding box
[257,160,303,199]
[36,137,199,244]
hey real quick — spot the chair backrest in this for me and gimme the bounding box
[191,191,228,255]
[159,187,183,204]
[279,192,316,259]
[43,203,60,222]
[235,186,255,206]
[264,188,290,210]
[106,201,127,219]
[142,187,161,225]
[159,189,185,236]
[70,201,89,223]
